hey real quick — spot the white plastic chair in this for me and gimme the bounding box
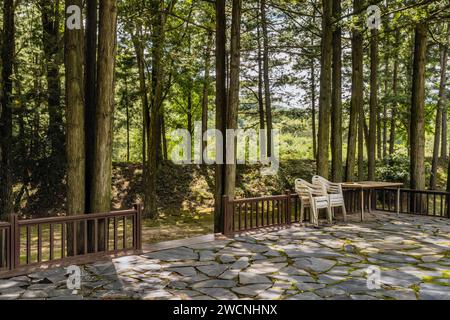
[295,178,332,227]
[312,175,347,223]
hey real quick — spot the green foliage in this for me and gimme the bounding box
[4,0,450,219]
[375,155,410,184]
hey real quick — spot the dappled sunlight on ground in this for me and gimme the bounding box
[2,211,449,300]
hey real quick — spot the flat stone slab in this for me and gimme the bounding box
[196,288,238,300]
[229,242,270,253]
[0,280,24,290]
[167,267,197,277]
[230,257,250,270]
[257,289,283,300]
[239,272,272,285]
[350,294,379,300]
[197,264,229,277]
[144,247,198,261]
[294,257,337,273]
[419,284,450,300]
[379,289,417,300]
[199,251,215,261]
[380,270,422,287]
[21,290,48,299]
[192,280,236,289]
[246,262,288,274]
[296,282,326,291]
[287,292,323,300]
[219,254,236,264]
[367,253,419,264]
[231,284,272,297]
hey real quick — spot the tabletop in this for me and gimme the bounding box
[341,181,404,189]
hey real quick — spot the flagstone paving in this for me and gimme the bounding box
[0,212,449,300]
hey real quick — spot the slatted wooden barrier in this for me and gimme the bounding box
[0,204,142,278]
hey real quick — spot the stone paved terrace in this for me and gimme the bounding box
[1,212,449,300]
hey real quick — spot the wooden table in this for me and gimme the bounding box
[341,181,404,221]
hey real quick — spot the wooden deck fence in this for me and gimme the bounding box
[374,188,450,217]
[223,188,450,235]
[0,204,142,278]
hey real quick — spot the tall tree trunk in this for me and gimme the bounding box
[346,0,363,182]
[161,113,168,161]
[389,30,400,155]
[91,0,117,215]
[65,0,85,255]
[260,0,272,156]
[13,62,28,212]
[382,32,390,159]
[257,20,265,130]
[442,99,448,160]
[431,25,450,190]
[187,33,193,139]
[224,0,242,198]
[84,0,98,213]
[410,22,428,191]
[368,28,378,181]
[406,35,414,151]
[331,0,342,182]
[0,0,15,220]
[145,0,165,217]
[442,23,450,161]
[317,0,333,179]
[310,14,317,160]
[132,27,150,179]
[311,60,317,160]
[202,30,213,155]
[358,97,364,180]
[214,0,227,233]
[65,0,85,217]
[187,83,193,136]
[124,76,130,162]
[40,0,64,158]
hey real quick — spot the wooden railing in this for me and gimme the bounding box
[223,191,315,235]
[0,221,11,273]
[0,204,142,278]
[374,188,450,217]
[223,188,450,235]
[223,193,291,235]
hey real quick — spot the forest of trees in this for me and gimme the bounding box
[0,0,449,233]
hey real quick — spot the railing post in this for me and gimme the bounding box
[285,190,291,225]
[9,214,19,270]
[133,203,143,250]
[447,193,450,218]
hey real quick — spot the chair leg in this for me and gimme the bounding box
[342,204,347,223]
[326,206,333,224]
[311,203,318,227]
[300,203,305,226]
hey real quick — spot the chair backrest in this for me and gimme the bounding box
[295,179,312,199]
[312,175,341,194]
[295,178,326,198]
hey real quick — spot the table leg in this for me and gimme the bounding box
[360,189,365,222]
[396,188,400,216]
[368,189,372,213]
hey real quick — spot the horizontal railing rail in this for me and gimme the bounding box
[0,204,142,278]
